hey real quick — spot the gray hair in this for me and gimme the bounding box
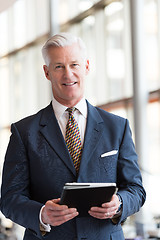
[42,32,87,66]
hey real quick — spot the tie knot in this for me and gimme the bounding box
[67,107,76,115]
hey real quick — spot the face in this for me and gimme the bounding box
[43,43,90,107]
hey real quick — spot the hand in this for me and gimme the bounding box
[88,194,120,219]
[41,198,79,226]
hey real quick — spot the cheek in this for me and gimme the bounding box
[50,73,61,85]
[80,76,85,87]
[76,71,85,80]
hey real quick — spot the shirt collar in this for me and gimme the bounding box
[52,97,87,121]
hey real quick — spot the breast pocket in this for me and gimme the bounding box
[99,155,118,182]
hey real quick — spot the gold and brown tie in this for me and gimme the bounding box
[65,107,82,172]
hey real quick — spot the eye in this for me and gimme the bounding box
[72,63,79,68]
[55,65,63,69]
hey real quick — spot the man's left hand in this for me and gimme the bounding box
[88,194,120,219]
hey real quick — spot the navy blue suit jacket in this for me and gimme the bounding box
[0,101,146,240]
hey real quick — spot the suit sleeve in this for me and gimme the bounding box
[116,119,146,223]
[0,123,44,239]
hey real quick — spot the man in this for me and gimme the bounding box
[0,32,146,240]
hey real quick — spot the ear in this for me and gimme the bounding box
[43,65,50,80]
[85,59,90,75]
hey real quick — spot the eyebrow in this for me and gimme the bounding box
[54,60,79,65]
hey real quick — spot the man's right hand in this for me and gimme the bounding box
[41,198,79,226]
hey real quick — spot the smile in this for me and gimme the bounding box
[63,82,77,86]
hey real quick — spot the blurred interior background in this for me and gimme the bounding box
[0,0,160,239]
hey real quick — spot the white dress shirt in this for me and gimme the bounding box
[40,97,88,232]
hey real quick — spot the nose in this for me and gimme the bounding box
[64,66,73,79]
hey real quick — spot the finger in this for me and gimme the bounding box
[90,206,117,213]
[102,194,119,208]
[89,204,117,218]
[103,205,118,213]
[88,210,116,219]
[101,201,116,208]
[90,206,106,213]
[50,210,79,226]
[45,199,68,211]
[89,207,108,219]
[43,206,78,226]
[42,199,68,223]
[51,207,78,217]
[101,203,119,213]
[52,198,61,204]
[89,210,109,219]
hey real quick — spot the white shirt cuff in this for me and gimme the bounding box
[39,206,51,232]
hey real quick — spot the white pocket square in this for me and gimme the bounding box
[101,150,118,158]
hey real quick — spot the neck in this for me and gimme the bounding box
[54,96,84,108]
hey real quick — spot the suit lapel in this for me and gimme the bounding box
[39,103,76,175]
[79,102,104,174]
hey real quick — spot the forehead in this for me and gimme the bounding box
[48,43,84,63]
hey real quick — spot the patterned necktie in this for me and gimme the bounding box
[65,107,82,172]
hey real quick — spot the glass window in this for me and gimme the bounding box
[110,105,134,135]
[146,101,160,216]
[35,0,50,37]
[144,0,159,91]
[26,0,37,42]
[105,1,132,101]
[146,173,160,216]
[6,46,51,122]
[0,12,8,56]
[0,129,10,174]
[13,0,27,49]
[147,101,160,175]
[0,0,50,53]
[59,0,99,24]
[0,58,10,126]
